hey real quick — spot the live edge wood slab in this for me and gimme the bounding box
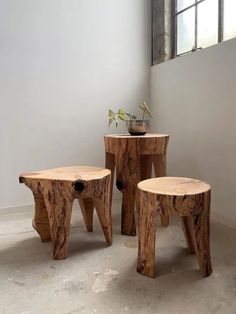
[19,166,112,260]
[137,177,212,278]
[104,133,169,236]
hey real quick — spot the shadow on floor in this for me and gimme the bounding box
[111,257,204,311]
[0,230,111,272]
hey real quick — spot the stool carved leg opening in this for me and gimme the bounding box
[91,174,112,246]
[181,216,196,254]
[93,196,112,246]
[33,193,51,243]
[78,198,94,232]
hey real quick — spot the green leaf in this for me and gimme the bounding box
[108,109,114,118]
[118,108,126,121]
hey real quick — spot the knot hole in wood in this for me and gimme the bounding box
[74,181,85,192]
[116,181,123,191]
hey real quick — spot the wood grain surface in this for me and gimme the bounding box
[20,166,112,260]
[137,177,212,278]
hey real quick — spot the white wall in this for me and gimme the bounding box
[0,0,151,209]
[151,38,236,228]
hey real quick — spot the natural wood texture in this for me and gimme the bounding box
[104,134,169,236]
[140,155,153,180]
[104,134,169,155]
[137,189,157,278]
[20,166,110,181]
[20,166,111,260]
[193,192,212,277]
[137,177,212,278]
[105,152,115,211]
[153,154,169,227]
[43,181,73,260]
[93,197,112,246]
[115,138,140,236]
[136,155,153,217]
[138,177,210,196]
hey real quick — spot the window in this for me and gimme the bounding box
[152,0,236,65]
[224,0,236,40]
[175,0,236,56]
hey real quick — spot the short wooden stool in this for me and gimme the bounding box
[19,166,112,260]
[104,134,169,236]
[137,177,212,278]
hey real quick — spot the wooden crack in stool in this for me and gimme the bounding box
[19,166,112,260]
[104,133,170,236]
[137,177,212,278]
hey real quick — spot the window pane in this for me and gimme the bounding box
[177,8,195,55]
[177,0,195,12]
[197,0,218,48]
[224,0,236,41]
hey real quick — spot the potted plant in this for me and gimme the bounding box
[108,102,152,136]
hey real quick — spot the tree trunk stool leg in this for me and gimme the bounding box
[33,193,51,242]
[105,152,115,206]
[43,186,73,260]
[137,190,158,278]
[192,192,212,277]
[118,184,137,236]
[153,154,169,227]
[116,150,139,236]
[181,216,196,254]
[93,196,112,246]
[78,198,94,232]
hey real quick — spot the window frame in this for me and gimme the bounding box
[173,0,224,57]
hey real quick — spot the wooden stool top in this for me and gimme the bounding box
[104,133,168,139]
[104,133,169,155]
[138,177,211,196]
[20,166,111,182]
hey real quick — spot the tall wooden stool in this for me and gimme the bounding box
[137,177,212,278]
[19,166,112,260]
[104,134,169,236]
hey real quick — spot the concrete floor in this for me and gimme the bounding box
[1,200,236,314]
